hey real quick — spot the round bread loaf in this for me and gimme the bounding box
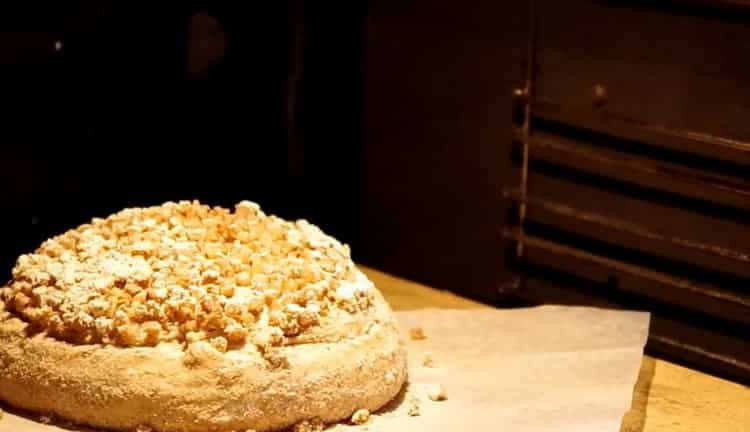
[0,200,407,432]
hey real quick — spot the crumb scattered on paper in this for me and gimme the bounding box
[409,327,426,340]
[407,397,421,417]
[351,409,370,425]
[427,384,447,401]
[422,351,434,367]
[39,415,52,424]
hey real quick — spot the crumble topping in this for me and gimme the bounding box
[0,200,374,351]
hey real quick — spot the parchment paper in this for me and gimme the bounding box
[1,305,650,432]
[336,306,650,432]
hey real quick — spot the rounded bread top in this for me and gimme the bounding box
[0,200,374,352]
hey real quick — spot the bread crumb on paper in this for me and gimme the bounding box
[422,351,434,367]
[39,414,53,424]
[350,408,370,425]
[409,327,426,340]
[407,397,421,417]
[427,383,447,401]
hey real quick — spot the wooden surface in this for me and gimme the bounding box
[360,265,750,432]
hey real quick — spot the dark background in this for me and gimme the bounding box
[0,2,366,275]
[2,1,749,383]
[0,1,524,304]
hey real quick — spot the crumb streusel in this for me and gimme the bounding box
[0,200,374,351]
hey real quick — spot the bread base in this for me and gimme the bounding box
[0,291,407,432]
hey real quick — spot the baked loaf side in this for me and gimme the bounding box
[0,201,407,432]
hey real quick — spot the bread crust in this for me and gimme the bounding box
[0,288,407,432]
[0,201,408,431]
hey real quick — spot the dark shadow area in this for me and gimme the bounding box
[0,2,366,279]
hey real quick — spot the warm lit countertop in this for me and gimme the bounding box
[360,265,750,432]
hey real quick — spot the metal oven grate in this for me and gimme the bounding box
[503,0,750,384]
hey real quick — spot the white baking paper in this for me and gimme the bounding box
[336,306,650,432]
[0,306,649,432]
